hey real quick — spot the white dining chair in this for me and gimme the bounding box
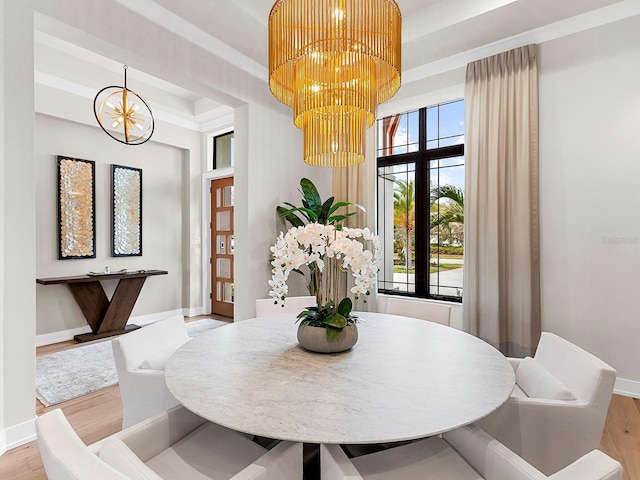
[36,405,303,480]
[112,315,190,428]
[255,295,316,317]
[477,332,617,476]
[36,409,127,480]
[385,297,452,326]
[321,422,622,480]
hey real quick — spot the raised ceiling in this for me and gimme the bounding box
[33,0,632,132]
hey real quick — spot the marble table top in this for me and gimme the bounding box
[165,312,515,445]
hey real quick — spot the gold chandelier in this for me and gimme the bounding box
[269,0,401,167]
[93,65,155,146]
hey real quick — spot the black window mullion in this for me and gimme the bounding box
[414,153,429,297]
[419,108,427,151]
[427,144,464,160]
[212,137,218,170]
[376,100,464,303]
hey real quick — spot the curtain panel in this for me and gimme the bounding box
[463,44,541,357]
[332,128,378,311]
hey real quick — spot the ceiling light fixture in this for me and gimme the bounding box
[268,0,402,167]
[93,65,155,146]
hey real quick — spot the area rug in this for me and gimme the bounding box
[36,318,228,407]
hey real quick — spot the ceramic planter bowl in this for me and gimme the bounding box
[297,324,358,353]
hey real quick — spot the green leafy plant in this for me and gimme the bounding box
[276,178,365,228]
[270,178,379,340]
[275,178,365,298]
[296,297,358,340]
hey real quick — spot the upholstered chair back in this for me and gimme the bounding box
[112,315,189,428]
[113,315,189,372]
[255,295,316,317]
[320,422,623,480]
[478,331,617,476]
[533,332,616,407]
[36,409,128,480]
[37,406,304,480]
[385,297,452,326]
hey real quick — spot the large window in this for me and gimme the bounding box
[377,99,464,302]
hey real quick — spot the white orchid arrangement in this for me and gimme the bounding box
[269,222,381,338]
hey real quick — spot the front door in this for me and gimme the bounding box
[210,177,234,317]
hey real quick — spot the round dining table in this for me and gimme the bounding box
[165,312,515,446]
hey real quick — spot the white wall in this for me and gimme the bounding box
[35,84,206,319]
[233,102,332,320]
[0,0,6,450]
[1,0,37,453]
[377,68,465,119]
[35,114,185,335]
[539,16,640,393]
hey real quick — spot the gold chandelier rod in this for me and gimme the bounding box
[269,0,402,167]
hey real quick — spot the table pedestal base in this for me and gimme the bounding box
[73,324,141,343]
[303,443,320,480]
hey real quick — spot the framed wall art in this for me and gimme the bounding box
[57,156,96,260]
[111,164,142,257]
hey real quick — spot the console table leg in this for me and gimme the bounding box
[98,277,147,334]
[67,282,109,332]
[73,324,141,343]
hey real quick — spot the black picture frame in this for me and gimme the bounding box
[57,156,97,260]
[111,164,143,257]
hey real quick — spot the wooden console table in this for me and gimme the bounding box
[36,270,168,343]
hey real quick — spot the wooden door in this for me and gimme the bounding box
[210,177,234,317]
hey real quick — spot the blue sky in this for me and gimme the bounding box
[378,99,465,191]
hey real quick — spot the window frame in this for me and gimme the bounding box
[212,131,234,170]
[376,102,464,302]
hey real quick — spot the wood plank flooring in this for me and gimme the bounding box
[601,394,640,480]
[1,319,639,479]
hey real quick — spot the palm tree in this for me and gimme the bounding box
[430,184,464,246]
[393,180,415,271]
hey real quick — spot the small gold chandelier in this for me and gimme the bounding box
[93,65,155,145]
[269,0,402,167]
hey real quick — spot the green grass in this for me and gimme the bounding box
[434,263,461,272]
[394,266,415,274]
[394,264,461,274]
[430,245,464,255]
[435,254,464,260]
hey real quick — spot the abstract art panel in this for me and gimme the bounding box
[57,156,96,259]
[111,164,142,257]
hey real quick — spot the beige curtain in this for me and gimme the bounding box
[463,44,541,357]
[332,127,378,311]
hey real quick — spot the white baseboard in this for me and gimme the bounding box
[614,378,640,399]
[183,306,207,317]
[35,325,93,347]
[0,417,36,455]
[35,309,187,347]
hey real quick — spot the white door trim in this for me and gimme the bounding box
[201,167,234,315]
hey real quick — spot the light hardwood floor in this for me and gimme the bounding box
[1,324,639,479]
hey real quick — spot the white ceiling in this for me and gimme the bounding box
[32,0,635,132]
